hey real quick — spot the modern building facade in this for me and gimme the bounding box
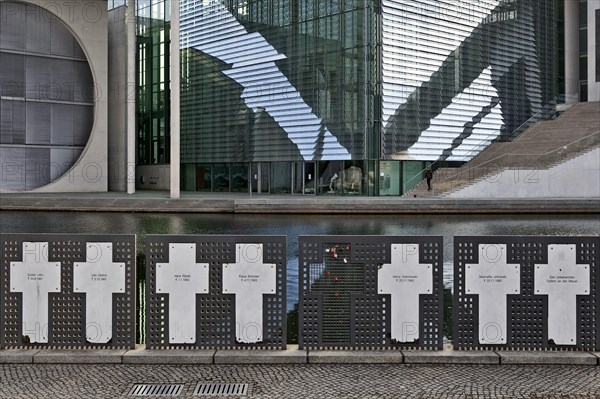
[2,0,598,195]
[171,0,567,196]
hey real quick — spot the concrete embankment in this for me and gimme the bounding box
[0,192,598,214]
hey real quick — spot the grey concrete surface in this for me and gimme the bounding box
[2,363,600,398]
[0,349,39,364]
[308,350,404,364]
[403,349,500,364]
[498,351,598,365]
[33,349,127,364]
[0,191,597,214]
[122,346,214,364]
[214,346,307,364]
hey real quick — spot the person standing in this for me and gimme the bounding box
[425,167,433,191]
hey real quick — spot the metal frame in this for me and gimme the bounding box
[0,233,136,349]
[299,235,443,350]
[145,235,286,349]
[454,236,599,351]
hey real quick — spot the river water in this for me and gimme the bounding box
[1,211,598,342]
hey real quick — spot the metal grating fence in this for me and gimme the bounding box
[454,236,599,351]
[146,235,286,349]
[0,234,136,349]
[299,236,443,350]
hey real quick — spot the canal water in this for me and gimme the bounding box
[1,211,598,343]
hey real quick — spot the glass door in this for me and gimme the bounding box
[292,162,316,195]
[251,163,270,194]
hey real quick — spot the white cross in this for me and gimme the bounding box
[156,243,209,344]
[378,244,433,343]
[535,244,590,345]
[465,244,520,344]
[10,242,61,343]
[73,242,125,343]
[222,244,276,344]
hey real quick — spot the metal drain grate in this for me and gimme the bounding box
[128,384,184,396]
[194,383,249,396]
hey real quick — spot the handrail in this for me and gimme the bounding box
[402,99,570,195]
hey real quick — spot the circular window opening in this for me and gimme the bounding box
[0,1,95,191]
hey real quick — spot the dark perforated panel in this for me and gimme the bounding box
[299,236,443,350]
[145,235,286,349]
[454,236,599,351]
[0,234,136,349]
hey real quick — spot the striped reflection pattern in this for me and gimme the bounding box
[381,0,558,161]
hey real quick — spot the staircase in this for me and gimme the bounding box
[406,102,600,197]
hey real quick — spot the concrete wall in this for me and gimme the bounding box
[448,148,600,199]
[136,165,171,191]
[108,5,128,191]
[1,0,109,193]
[588,1,600,102]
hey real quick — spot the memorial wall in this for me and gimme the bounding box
[1,234,598,351]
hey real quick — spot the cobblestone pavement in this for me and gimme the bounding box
[1,364,599,399]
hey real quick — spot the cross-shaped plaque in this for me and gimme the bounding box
[535,244,590,345]
[378,244,433,343]
[10,242,61,343]
[73,242,125,343]
[156,243,209,344]
[465,244,520,344]
[222,244,276,344]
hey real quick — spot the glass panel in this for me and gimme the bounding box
[231,163,249,192]
[379,161,400,196]
[196,164,212,191]
[318,160,343,195]
[181,164,195,191]
[213,163,230,192]
[271,162,291,194]
[402,161,426,195]
[342,161,364,196]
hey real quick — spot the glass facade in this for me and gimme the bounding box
[381,0,560,161]
[137,0,561,195]
[0,1,94,191]
[136,0,171,165]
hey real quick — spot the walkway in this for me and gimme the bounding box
[1,363,599,398]
[0,191,598,214]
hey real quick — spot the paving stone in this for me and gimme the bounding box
[122,345,214,364]
[308,350,404,364]
[403,349,500,364]
[2,363,600,398]
[497,351,598,365]
[0,349,39,364]
[33,349,126,364]
[214,345,306,364]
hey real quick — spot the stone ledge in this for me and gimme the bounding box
[308,350,404,364]
[497,351,598,365]
[33,350,127,364]
[214,346,306,364]
[593,353,600,365]
[122,346,214,364]
[0,349,40,364]
[403,350,500,365]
